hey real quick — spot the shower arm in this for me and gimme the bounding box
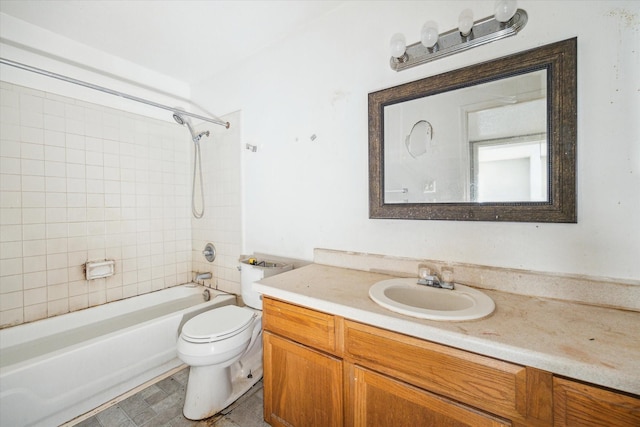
[0,57,230,129]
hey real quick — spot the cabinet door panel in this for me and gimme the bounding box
[554,378,640,426]
[351,365,511,427]
[264,332,343,427]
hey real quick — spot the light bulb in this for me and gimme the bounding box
[420,21,439,49]
[494,0,518,22]
[458,9,474,37]
[390,33,407,58]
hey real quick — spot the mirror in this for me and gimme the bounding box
[369,38,576,222]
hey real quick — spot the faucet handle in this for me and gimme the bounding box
[440,268,455,290]
[418,264,431,279]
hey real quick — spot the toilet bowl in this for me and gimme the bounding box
[177,258,292,420]
[177,305,261,420]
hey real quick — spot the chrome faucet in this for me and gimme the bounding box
[194,272,212,282]
[417,272,454,290]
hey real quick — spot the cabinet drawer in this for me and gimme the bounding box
[263,298,337,354]
[344,320,534,421]
[554,377,640,426]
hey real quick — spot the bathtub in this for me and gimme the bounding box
[0,284,236,427]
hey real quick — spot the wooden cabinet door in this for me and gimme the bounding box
[349,364,511,427]
[263,331,343,427]
[554,377,640,426]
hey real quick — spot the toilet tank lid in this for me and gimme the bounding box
[182,305,256,342]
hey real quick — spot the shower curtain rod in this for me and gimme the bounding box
[0,57,230,128]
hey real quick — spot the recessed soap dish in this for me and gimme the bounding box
[85,260,115,280]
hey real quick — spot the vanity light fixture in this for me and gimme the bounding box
[390,0,527,71]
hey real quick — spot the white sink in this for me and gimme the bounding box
[369,278,495,321]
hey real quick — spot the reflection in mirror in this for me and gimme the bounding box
[405,120,432,159]
[384,70,547,204]
[369,38,577,222]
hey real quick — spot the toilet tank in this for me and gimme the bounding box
[240,259,293,310]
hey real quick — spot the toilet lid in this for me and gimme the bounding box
[182,305,256,343]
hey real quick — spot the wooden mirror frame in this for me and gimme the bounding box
[369,38,577,222]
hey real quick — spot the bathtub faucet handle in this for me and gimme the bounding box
[202,243,216,262]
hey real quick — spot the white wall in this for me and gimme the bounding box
[0,13,191,123]
[194,0,640,281]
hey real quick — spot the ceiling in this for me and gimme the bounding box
[0,0,345,86]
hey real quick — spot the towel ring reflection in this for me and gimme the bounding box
[405,120,433,158]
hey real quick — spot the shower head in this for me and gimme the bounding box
[173,113,186,125]
[173,112,209,142]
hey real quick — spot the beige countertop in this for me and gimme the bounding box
[254,263,640,395]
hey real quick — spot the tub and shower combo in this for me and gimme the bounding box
[0,284,235,427]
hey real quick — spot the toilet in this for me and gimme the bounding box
[177,258,292,420]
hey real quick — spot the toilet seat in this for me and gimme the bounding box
[181,305,256,343]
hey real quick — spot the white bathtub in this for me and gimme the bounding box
[0,284,236,427]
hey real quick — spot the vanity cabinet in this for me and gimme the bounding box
[262,297,639,427]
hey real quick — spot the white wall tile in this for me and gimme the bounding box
[47,298,69,317]
[44,177,66,193]
[46,237,68,254]
[44,130,65,147]
[45,161,66,177]
[0,226,22,242]
[1,137,20,162]
[20,112,43,129]
[22,271,46,289]
[23,239,46,257]
[0,274,23,294]
[23,255,46,273]
[1,156,21,174]
[20,142,44,160]
[1,82,199,327]
[24,287,46,306]
[21,175,45,192]
[23,303,47,322]
[23,224,46,240]
[21,158,44,176]
[1,191,22,209]
[0,258,22,276]
[0,174,21,191]
[44,115,65,132]
[44,207,66,224]
[22,208,45,224]
[0,241,22,260]
[21,127,44,144]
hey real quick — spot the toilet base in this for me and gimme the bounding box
[182,356,263,420]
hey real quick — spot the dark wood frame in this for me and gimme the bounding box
[369,38,577,222]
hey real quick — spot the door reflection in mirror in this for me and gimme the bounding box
[468,94,547,202]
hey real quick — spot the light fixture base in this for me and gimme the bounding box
[390,9,527,71]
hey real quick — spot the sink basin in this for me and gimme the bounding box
[369,278,495,321]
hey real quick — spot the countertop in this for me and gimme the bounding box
[254,263,640,395]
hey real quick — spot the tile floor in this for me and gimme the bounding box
[73,368,271,427]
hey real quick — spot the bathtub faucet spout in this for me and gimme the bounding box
[195,272,212,282]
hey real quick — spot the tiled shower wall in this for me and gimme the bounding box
[0,81,194,328]
[190,111,242,296]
